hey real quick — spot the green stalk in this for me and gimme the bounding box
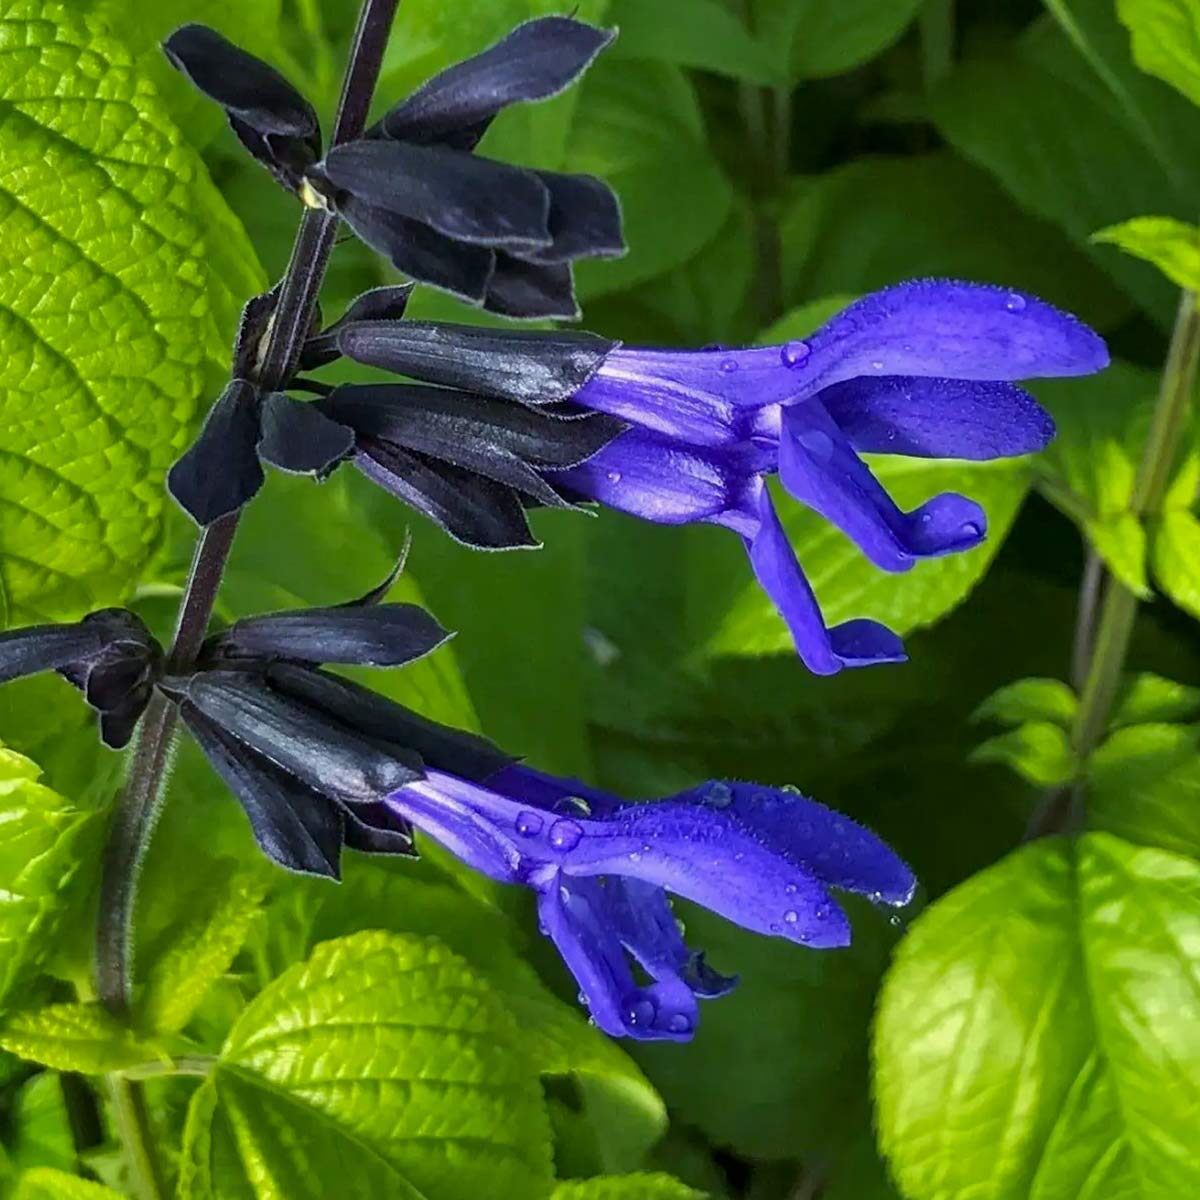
[108,1077,167,1200]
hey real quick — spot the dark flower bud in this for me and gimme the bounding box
[0,609,163,749]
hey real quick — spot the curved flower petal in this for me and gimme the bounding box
[731,486,906,674]
[379,17,614,148]
[791,280,1109,401]
[257,393,356,477]
[553,429,763,524]
[537,875,698,1041]
[674,782,915,905]
[821,376,1056,460]
[0,623,102,685]
[779,403,986,572]
[322,141,551,250]
[523,170,625,263]
[485,254,578,320]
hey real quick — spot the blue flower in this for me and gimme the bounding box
[334,279,1109,673]
[385,764,914,1040]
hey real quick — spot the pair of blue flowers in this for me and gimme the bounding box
[0,15,1109,1041]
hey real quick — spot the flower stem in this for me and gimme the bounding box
[108,1075,167,1200]
[93,0,401,1020]
[1030,289,1200,839]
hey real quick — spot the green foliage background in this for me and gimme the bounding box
[1,0,1200,1197]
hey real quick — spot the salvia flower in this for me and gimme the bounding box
[166,287,627,532]
[0,608,162,748]
[333,280,1109,672]
[384,766,914,1039]
[163,18,623,318]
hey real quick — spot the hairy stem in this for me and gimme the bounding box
[1031,290,1200,839]
[94,0,400,1018]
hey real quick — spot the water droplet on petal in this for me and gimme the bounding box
[516,811,544,837]
[1004,292,1027,312]
[769,923,782,934]
[629,851,642,862]
[871,359,885,371]
[962,521,982,539]
[578,991,589,1005]
[667,1012,692,1034]
[625,996,657,1027]
[721,357,739,373]
[815,903,832,921]
[703,782,733,809]
[554,795,592,817]
[606,470,622,484]
[780,339,811,367]
[548,818,583,851]
[784,909,799,924]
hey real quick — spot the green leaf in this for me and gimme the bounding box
[179,931,554,1200]
[0,1002,168,1073]
[1089,723,1200,860]
[0,1,259,621]
[1118,0,1200,107]
[696,460,1032,660]
[5,1073,77,1177]
[551,1175,705,1200]
[0,744,108,1011]
[778,154,1128,330]
[931,17,1200,325]
[13,1169,125,1200]
[1112,672,1200,726]
[1152,508,1200,619]
[606,0,772,83]
[569,61,732,299]
[1033,362,1158,595]
[137,858,268,1034]
[970,721,1079,787]
[1094,215,1200,291]
[875,834,1200,1200]
[746,0,923,82]
[974,678,1078,728]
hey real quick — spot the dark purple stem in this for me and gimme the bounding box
[95,0,402,1020]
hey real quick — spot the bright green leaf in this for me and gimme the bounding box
[5,1073,77,1178]
[13,1168,125,1200]
[974,678,1079,728]
[1089,723,1200,859]
[0,1,259,621]
[1112,673,1200,727]
[1118,0,1200,108]
[569,62,732,298]
[1152,508,1200,619]
[970,721,1078,787]
[876,834,1200,1200]
[0,745,108,1012]
[180,931,554,1200]
[0,1002,168,1073]
[137,858,268,1034]
[551,1175,705,1200]
[1094,215,1200,292]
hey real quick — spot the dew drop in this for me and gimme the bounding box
[606,470,622,484]
[1004,292,1027,312]
[667,1012,692,1034]
[578,991,589,1006]
[554,794,592,818]
[780,339,811,367]
[962,521,982,538]
[721,357,739,373]
[629,851,642,862]
[815,903,832,921]
[784,883,798,895]
[515,811,544,837]
[548,818,583,851]
[703,781,733,809]
[625,996,657,1027]
[889,914,904,928]
[769,923,782,934]
[783,909,799,924]
[870,359,885,371]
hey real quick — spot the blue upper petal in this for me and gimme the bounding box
[778,403,987,572]
[821,376,1056,460]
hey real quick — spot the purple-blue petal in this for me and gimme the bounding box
[487,763,620,818]
[791,280,1109,400]
[679,781,915,905]
[821,376,1056,460]
[551,428,763,524]
[779,403,986,572]
[730,486,907,674]
[538,875,698,1041]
